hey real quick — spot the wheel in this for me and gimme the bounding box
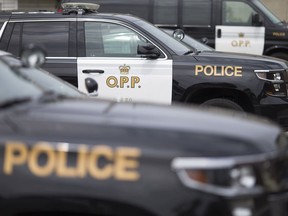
[270,52,288,61]
[200,98,244,111]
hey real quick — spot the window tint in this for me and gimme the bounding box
[222,1,256,25]
[8,23,21,56]
[182,0,212,26]
[85,22,148,57]
[21,22,69,57]
[154,0,178,25]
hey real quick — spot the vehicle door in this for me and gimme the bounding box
[215,0,265,55]
[77,20,173,104]
[0,19,78,86]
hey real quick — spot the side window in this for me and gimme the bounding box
[8,23,21,56]
[84,22,148,57]
[21,22,69,57]
[153,0,178,25]
[182,0,212,26]
[222,1,257,25]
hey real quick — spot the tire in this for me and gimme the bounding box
[200,98,244,111]
[270,52,288,61]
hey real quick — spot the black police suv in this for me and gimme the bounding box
[1,46,288,216]
[96,0,288,61]
[0,2,288,129]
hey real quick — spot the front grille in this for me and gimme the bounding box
[258,155,288,193]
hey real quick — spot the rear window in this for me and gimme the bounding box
[7,22,70,57]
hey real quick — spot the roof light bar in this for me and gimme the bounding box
[61,2,100,12]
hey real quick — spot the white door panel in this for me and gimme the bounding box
[78,58,173,104]
[215,26,265,55]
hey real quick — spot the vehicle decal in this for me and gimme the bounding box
[215,26,265,55]
[77,58,173,104]
[106,64,141,89]
[2,141,141,181]
[272,32,286,37]
[195,65,242,77]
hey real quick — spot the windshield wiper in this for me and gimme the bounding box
[184,49,201,55]
[183,50,194,55]
[0,97,32,109]
[37,91,72,102]
[276,20,287,25]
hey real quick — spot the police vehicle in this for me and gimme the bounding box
[1,46,288,216]
[0,2,288,129]
[96,0,288,60]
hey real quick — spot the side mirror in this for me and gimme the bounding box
[20,44,46,68]
[85,78,98,96]
[172,29,185,41]
[137,43,161,59]
[252,13,263,26]
[200,37,209,45]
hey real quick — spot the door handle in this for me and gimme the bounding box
[82,69,105,74]
[217,29,222,38]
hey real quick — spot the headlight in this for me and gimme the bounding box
[171,150,288,198]
[172,142,288,216]
[254,69,287,97]
[172,157,263,198]
[230,166,256,188]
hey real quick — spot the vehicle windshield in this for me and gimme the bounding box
[0,58,41,105]
[18,67,83,98]
[133,19,192,55]
[255,0,283,24]
[181,35,214,52]
[163,29,214,52]
[0,56,83,106]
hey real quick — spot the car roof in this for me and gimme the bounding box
[0,10,140,23]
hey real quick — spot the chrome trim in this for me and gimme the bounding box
[12,12,26,14]
[77,57,168,61]
[172,153,278,170]
[155,24,178,27]
[0,21,8,39]
[255,73,285,83]
[177,169,263,197]
[173,157,237,169]
[268,79,285,84]
[254,68,286,83]
[8,18,76,22]
[12,11,55,14]
[182,25,212,28]
[28,12,55,14]
[171,153,280,197]
[254,69,286,73]
[155,24,212,28]
[46,57,77,60]
[78,18,169,60]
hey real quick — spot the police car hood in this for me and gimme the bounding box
[192,51,288,68]
[5,98,284,157]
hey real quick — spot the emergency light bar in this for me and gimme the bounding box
[61,1,100,12]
